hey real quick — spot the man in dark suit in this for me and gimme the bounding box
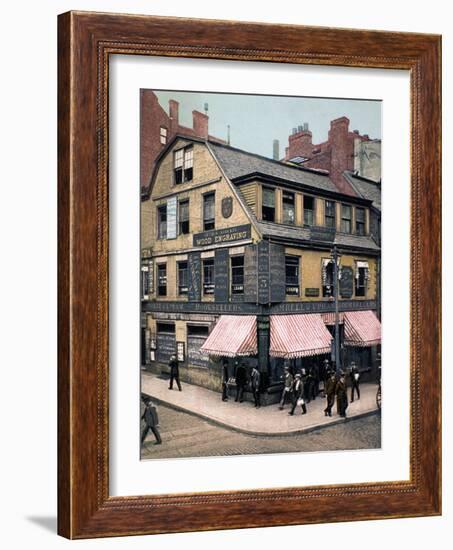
[234,360,247,403]
[288,373,307,415]
[350,361,361,402]
[336,371,348,418]
[324,371,337,417]
[221,358,230,402]
[141,396,162,445]
[279,365,294,410]
[168,354,182,391]
[250,366,261,408]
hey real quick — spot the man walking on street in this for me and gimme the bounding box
[234,360,247,403]
[336,371,348,418]
[168,354,182,391]
[289,373,307,415]
[221,358,230,402]
[350,361,360,402]
[324,370,337,417]
[279,365,294,410]
[250,366,261,408]
[141,396,162,445]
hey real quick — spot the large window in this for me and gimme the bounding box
[174,146,194,184]
[282,191,295,224]
[157,204,167,239]
[262,187,275,222]
[203,258,215,295]
[322,260,335,297]
[285,256,300,296]
[355,264,369,297]
[178,199,190,235]
[356,207,366,235]
[203,192,215,231]
[177,261,188,296]
[341,204,352,233]
[325,200,336,228]
[304,195,314,226]
[157,263,167,296]
[231,256,244,295]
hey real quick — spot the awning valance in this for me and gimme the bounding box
[344,310,381,347]
[200,315,257,357]
[321,312,345,325]
[270,314,332,358]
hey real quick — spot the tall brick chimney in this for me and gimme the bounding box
[328,117,355,194]
[192,110,209,139]
[286,123,313,160]
[169,99,179,133]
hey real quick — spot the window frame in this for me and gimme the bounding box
[325,200,336,229]
[203,191,216,231]
[157,204,167,240]
[262,186,276,222]
[178,198,190,235]
[177,261,189,296]
[159,125,168,145]
[341,203,352,233]
[156,263,167,297]
[230,255,245,295]
[355,207,366,235]
[173,145,194,184]
[285,255,300,296]
[202,258,215,295]
[282,190,296,225]
[303,195,315,227]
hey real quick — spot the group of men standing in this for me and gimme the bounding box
[222,359,262,408]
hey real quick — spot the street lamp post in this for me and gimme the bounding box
[331,245,342,374]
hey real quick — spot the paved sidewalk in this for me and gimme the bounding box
[141,371,380,436]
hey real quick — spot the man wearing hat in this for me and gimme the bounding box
[288,373,307,415]
[141,395,162,446]
[279,365,294,410]
[324,370,337,417]
[168,354,182,391]
[336,371,348,418]
[350,361,361,402]
[234,359,247,403]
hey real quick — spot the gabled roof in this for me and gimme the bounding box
[343,171,381,211]
[209,141,340,194]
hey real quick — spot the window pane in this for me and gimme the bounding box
[263,187,275,207]
[203,259,215,295]
[184,147,193,168]
[282,191,295,224]
[231,256,244,294]
[178,262,188,295]
[174,149,184,168]
[285,256,299,295]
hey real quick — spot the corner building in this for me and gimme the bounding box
[141,135,381,402]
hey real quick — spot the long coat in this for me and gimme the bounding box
[336,378,348,414]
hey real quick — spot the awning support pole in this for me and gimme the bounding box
[332,245,342,374]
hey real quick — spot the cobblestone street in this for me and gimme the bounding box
[141,404,381,459]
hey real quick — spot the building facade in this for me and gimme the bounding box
[141,135,381,401]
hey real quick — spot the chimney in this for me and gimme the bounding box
[193,110,209,139]
[327,116,356,194]
[273,139,280,160]
[169,99,179,132]
[286,125,313,160]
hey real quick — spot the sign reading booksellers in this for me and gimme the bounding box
[193,224,252,247]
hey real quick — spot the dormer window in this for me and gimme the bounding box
[174,146,194,184]
[325,200,336,228]
[282,191,295,225]
[262,187,275,222]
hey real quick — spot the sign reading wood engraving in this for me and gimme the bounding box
[339,266,354,298]
[188,252,201,302]
[167,196,177,239]
[244,244,258,303]
[193,224,251,247]
[269,243,286,303]
[257,240,270,304]
[221,196,233,218]
[214,248,229,303]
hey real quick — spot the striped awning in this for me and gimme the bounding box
[270,314,332,358]
[344,310,381,347]
[200,315,257,357]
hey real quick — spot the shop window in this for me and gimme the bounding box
[322,260,335,297]
[285,256,300,296]
[341,204,352,233]
[203,192,215,231]
[356,207,366,235]
[174,146,193,184]
[262,187,275,222]
[325,200,336,228]
[157,263,167,296]
[159,126,168,145]
[282,191,295,224]
[203,258,215,295]
[178,199,190,234]
[304,195,314,226]
[157,204,167,239]
[355,265,369,297]
[177,261,188,295]
[231,256,244,295]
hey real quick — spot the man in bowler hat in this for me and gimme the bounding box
[168,354,182,391]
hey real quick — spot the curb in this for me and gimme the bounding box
[150,395,380,437]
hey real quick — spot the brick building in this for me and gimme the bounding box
[140,90,226,190]
[141,135,381,403]
[283,117,381,194]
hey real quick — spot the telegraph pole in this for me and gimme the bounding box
[332,245,341,374]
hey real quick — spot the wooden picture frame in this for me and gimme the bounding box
[58,11,441,539]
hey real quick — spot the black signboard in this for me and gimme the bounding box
[214,248,229,303]
[340,266,354,298]
[310,225,336,242]
[244,244,258,303]
[193,224,251,247]
[156,332,176,363]
[188,252,201,302]
[257,240,270,304]
[187,335,210,368]
[305,288,320,297]
[269,243,286,303]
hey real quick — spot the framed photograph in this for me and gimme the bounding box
[58,11,441,538]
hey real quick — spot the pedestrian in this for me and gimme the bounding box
[350,361,360,402]
[279,365,294,410]
[221,358,229,402]
[336,371,348,418]
[324,370,337,417]
[168,354,182,391]
[234,360,247,403]
[288,373,307,415]
[250,366,261,408]
[141,396,162,445]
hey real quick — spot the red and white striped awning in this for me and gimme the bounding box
[200,315,257,357]
[270,314,332,358]
[344,310,381,347]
